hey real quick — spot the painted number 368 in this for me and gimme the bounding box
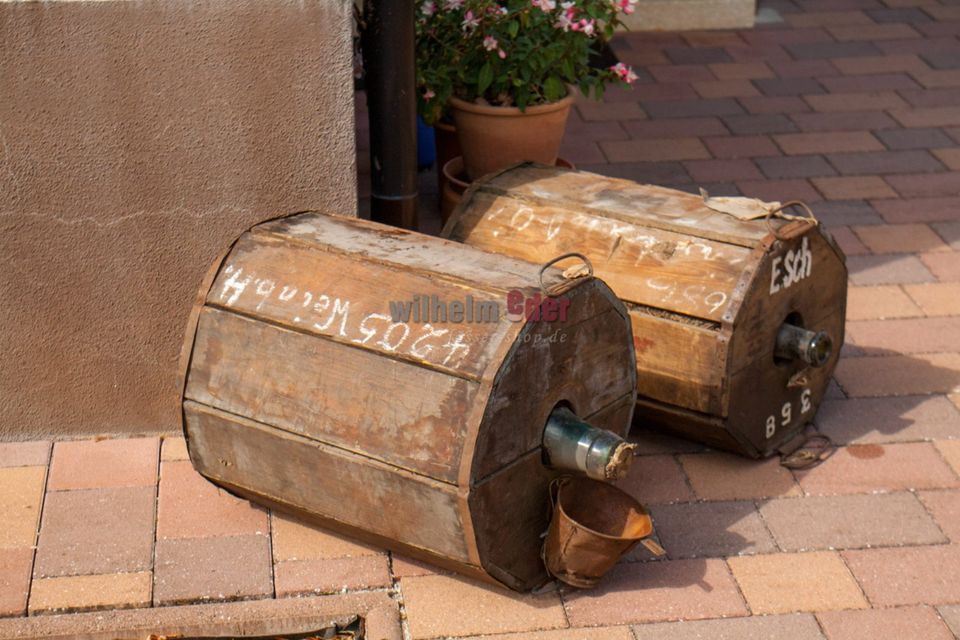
[765,389,812,439]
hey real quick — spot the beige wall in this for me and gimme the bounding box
[0,0,358,440]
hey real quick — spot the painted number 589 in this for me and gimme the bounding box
[765,389,812,439]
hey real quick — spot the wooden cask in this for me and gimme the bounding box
[444,164,848,458]
[179,211,637,591]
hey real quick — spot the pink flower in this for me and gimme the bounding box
[461,9,480,30]
[423,88,436,101]
[443,0,463,10]
[555,5,576,30]
[421,0,436,16]
[498,48,507,59]
[610,62,638,84]
[483,35,499,51]
[616,0,638,14]
[532,0,557,10]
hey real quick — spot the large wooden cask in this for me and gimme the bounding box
[444,164,847,458]
[178,211,637,591]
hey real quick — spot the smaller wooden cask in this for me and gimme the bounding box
[179,211,637,591]
[444,164,848,458]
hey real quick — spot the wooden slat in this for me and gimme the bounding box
[255,212,569,295]
[185,401,471,561]
[207,232,517,380]
[628,309,724,415]
[474,165,776,246]
[185,307,477,483]
[447,190,751,322]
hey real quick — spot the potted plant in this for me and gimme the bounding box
[416,0,639,181]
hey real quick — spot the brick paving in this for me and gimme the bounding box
[2,0,960,637]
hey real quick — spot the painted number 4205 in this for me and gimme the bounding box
[765,389,812,439]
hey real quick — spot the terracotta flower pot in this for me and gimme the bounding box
[449,93,576,182]
[434,120,462,196]
[440,156,574,226]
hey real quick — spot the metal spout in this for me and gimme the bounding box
[542,407,636,482]
[775,322,833,368]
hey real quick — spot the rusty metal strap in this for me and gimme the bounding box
[538,252,594,297]
[779,431,834,470]
[765,200,819,241]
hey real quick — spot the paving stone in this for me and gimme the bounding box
[666,47,732,65]
[739,96,813,115]
[936,440,960,476]
[758,492,946,550]
[649,501,777,559]
[794,442,960,495]
[564,119,628,139]
[160,437,189,462]
[391,554,447,578]
[737,178,823,202]
[623,117,729,138]
[627,429,708,455]
[855,222,949,253]
[632,614,825,640]
[873,196,960,223]
[729,551,867,614]
[600,138,710,163]
[922,251,960,281]
[47,438,158,491]
[910,68,960,90]
[821,73,921,93]
[918,489,960,542]
[807,92,909,114]
[401,574,566,639]
[877,127,956,150]
[580,162,692,186]
[835,353,960,396]
[847,317,960,354]
[754,77,826,96]
[575,101,646,122]
[942,607,960,640]
[816,606,955,640]
[866,7,933,23]
[786,9,874,27]
[905,282,960,315]
[157,461,268,540]
[814,176,898,199]
[743,28,833,47]
[0,466,46,549]
[846,285,922,320]
[708,62,775,80]
[616,454,695,505]
[832,53,929,75]
[786,42,883,61]
[723,114,800,136]
[34,486,155,578]
[642,98,745,119]
[0,548,33,617]
[757,155,836,178]
[703,135,781,159]
[887,173,960,198]
[693,79,760,99]
[769,59,841,79]
[563,559,747,626]
[153,535,272,606]
[789,111,898,132]
[271,512,382,562]
[829,22,922,40]
[628,83,699,102]
[814,200,884,226]
[843,545,960,606]
[679,452,801,501]
[274,555,391,597]
[899,87,960,108]
[649,64,716,84]
[683,158,763,182]
[774,131,884,155]
[828,226,870,255]
[832,150,945,177]
[846,254,935,285]
[29,572,151,615]
[560,140,605,165]
[816,395,960,443]
[932,148,960,171]
[0,442,49,468]
[459,629,634,640]
[891,107,960,128]
[922,52,960,71]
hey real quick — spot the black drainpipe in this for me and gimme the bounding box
[361,0,418,230]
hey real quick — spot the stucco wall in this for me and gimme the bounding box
[0,0,358,440]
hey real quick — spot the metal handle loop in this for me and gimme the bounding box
[538,252,594,297]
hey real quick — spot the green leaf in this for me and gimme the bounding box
[508,20,519,38]
[477,61,493,97]
[544,76,564,102]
